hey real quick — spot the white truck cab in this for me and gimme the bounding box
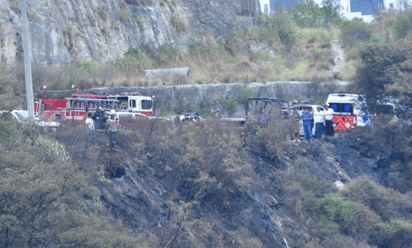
[107,92,154,116]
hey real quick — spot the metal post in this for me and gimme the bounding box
[283,237,290,248]
[21,0,35,119]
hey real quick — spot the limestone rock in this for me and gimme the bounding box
[0,0,260,65]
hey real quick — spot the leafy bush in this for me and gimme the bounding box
[79,59,101,73]
[170,16,188,34]
[388,219,412,236]
[136,16,144,26]
[340,18,372,46]
[392,11,412,39]
[96,5,107,21]
[239,87,254,103]
[288,0,341,28]
[224,97,238,115]
[224,29,246,54]
[119,8,127,22]
[274,9,296,45]
[116,47,151,70]
[254,50,272,63]
[0,65,20,110]
[316,193,355,228]
[159,43,183,61]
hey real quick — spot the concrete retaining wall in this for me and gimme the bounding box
[91,81,351,116]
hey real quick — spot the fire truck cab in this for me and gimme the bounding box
[107,92,153,116]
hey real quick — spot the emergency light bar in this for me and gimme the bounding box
[120,92,140,95]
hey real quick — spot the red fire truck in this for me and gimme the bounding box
[34,86,154,122]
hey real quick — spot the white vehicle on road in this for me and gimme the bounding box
[9,110,61,128]
[291,104,325,138]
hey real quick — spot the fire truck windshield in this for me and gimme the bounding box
[141,100,152,110]
[329,103,354,115]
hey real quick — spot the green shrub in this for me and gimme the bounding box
[288,0,323,28]
[316,193,356,228]
[273,9,296,49]
[255,50,272,63]
[225,29,246,54]
[340,18,372,46]
[386,219,412,247]
[137,16,144,26]
[248,20,277,46]
[96,5,107,21]
[392,13,412,39]
[0,114,17,141]
[239,87,254,103]
[119,8,127,22]
[224,97,238,115]
[170,16,188,34]
[159,43,182,61]
[388,219,412,236]
[116,47,151,70]
[79,59,101,73]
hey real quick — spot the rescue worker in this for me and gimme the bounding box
[314,106,324,138]
[193,112,200,122]
[241,122,256,144]
[55,112,62,122]
[85,112,95,141]
[259,108,267,127]
[85,112,95,131]
[300,108,313,140]
[182,113,191,123]
[108,110,119,147]
[174,112,182,126]
[108,110,119,134]
[291,110,300,142]
[324,105,335,136]
[93,107,107,134]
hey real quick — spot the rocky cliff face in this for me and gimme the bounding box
[0,0,260,65]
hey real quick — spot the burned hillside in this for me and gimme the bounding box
[0,116,403,248]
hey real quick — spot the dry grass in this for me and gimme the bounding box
[0,18,346,89]
[9,0,20,12]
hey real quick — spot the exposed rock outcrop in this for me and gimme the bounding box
[0,0,260,65]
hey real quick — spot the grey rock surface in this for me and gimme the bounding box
[0,0,260,65]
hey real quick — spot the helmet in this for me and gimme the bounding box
[110,110,116,116]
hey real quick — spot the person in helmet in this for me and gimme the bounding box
[193,112,200,122]
[93,107,107,134]
[182,113,191,123]
[174,112,182,126]
[108,110,119,134]
[108,110,119,147]
[55,112,62,122]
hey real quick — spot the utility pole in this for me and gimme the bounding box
[21,0,34,119]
